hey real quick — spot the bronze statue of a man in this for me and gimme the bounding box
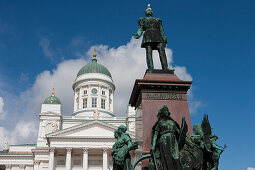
[133,4,169,70]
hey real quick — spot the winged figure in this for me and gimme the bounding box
[201,114,226,170]
[131,111,226,170]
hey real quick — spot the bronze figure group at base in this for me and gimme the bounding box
[112,105,226,170]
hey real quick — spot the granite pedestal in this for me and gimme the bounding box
[129,69,192,168]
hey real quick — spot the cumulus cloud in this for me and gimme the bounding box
[0,37,202,147]
[0,96,7,120]
[174,66,192,81]
[19,58,86,116]
[12,37,200,118]
[0,121,37,150]
[0,59,86,148]
[247,168,255,170]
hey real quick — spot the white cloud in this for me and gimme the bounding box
[0,38,202,147]
[174,66,192,81]
[0,96,7,120]
[10,37,200,119]
[247,168,255,170]
[0,59,86,148]
[19,58,86,116]
[0,121,37,150]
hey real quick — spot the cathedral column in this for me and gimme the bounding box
[49,147,55,170]
[34,160,40,170]
[82,147,89,170]
[5,165,11,170]
[102,148,108,170]
[66,147,72,170]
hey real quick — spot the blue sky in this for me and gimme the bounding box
[0,0,254,169]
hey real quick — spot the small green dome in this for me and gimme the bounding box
[43,90,61,104]
[77,59,112,78]
[43,96,61,104]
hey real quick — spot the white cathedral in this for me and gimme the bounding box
[0,51,138,170]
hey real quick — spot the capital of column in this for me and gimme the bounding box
[19,164,26,168]
[66,147,72,153]
[34,160,40,165]
[102,148,109,153]
[5,165,11,168]
[49,147,55,153]
[82,147,89,153]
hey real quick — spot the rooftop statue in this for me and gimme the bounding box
[133,4,169,70]
[133,107,226,170]
[112,125,138,170]
[3,139,8,151]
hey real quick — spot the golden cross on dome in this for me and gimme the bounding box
[93,48,97,59]
[51,88,55,96]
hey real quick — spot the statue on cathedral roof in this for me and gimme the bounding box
[133,4,169,70]
[3,139,8,151]
[93,109,100,120]
[52,121,59,132]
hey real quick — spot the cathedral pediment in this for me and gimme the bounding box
[46,121,135,139]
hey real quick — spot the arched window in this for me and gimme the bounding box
[101,99,105,109]
[92,98,97,108]
[83,98,87,108]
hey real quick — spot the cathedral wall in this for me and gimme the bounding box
[9,145,35,152]
[41,104,61,114]
[62,121,81,129]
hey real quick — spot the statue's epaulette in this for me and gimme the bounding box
[138,17,143,23]
[156,18,162,22]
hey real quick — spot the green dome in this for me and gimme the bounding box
[43,95,61,104]
[77,59,112,78]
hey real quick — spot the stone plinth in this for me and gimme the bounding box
[129,69,192,168]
